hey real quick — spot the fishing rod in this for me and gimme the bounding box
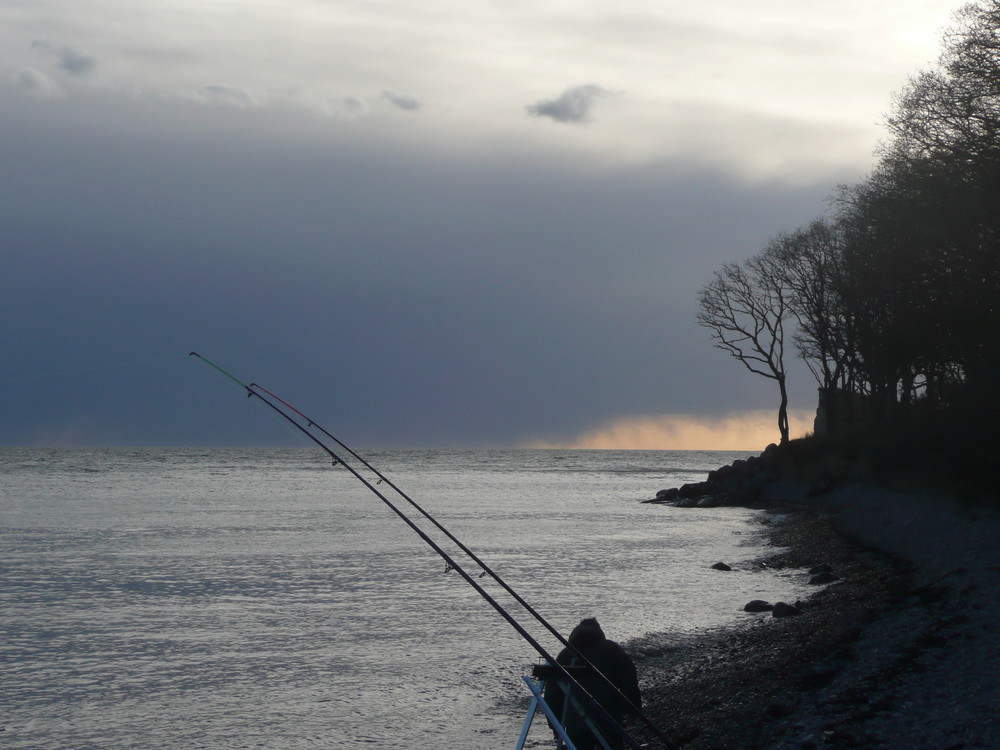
[189,352,657,750]
[246,380,676,749]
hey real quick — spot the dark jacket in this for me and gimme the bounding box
[544,618,642,745]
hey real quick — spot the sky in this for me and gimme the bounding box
[0,0,964,450]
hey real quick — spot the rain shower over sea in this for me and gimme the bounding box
[2,447,815,749]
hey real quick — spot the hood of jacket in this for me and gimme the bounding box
[568,617,606,648]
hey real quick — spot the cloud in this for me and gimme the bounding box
[191,85,368,118]
[31,41,97,75]
[57,47,97,75]
[0,85,832,447]
[525,410,816,451]
[203,84,263,109]
[383,91,422,112]
[11,68,65,99]
[526,84,612,124]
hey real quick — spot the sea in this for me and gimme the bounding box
[1,447,815,749]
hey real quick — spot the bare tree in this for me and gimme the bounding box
[766,220,849,392]
[696,252,793,444]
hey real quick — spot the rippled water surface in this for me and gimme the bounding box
[1,448,813,748]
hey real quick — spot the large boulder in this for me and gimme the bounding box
[707,463,738,483]
[651,487,679,503]
[772,601,801,617]
[743,600,774,612]
[678,481,711,499]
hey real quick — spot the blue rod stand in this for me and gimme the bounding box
[515,674,579,750]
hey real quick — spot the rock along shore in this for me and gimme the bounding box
[627,447,1000,750]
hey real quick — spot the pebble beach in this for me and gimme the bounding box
[629,486,1000,749]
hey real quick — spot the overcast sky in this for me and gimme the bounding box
[0,0,962,449]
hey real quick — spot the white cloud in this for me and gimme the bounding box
[0,1,962,178]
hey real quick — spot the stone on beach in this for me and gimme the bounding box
[771,601,801,617]
[808,571,841,585]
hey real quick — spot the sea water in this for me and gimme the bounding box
[1,448,814,749]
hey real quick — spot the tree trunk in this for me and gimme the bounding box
[777,376,790,444]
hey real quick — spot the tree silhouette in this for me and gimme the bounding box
[697,253,793,444]
[697,1,1000,459]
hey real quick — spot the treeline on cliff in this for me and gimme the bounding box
[697,1,1000,481]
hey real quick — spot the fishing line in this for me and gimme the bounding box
[192,356,320,448]
[189,352,669,749]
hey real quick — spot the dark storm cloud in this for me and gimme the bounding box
[31,40,97,75]
[526,85,611,124]
[383,91,422,112]
[0,94,831,447]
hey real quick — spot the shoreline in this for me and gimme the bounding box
[628,486,1000,749]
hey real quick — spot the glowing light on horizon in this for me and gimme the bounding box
[524,410,815,451]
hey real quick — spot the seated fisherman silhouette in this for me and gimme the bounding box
[543,617,642,750]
